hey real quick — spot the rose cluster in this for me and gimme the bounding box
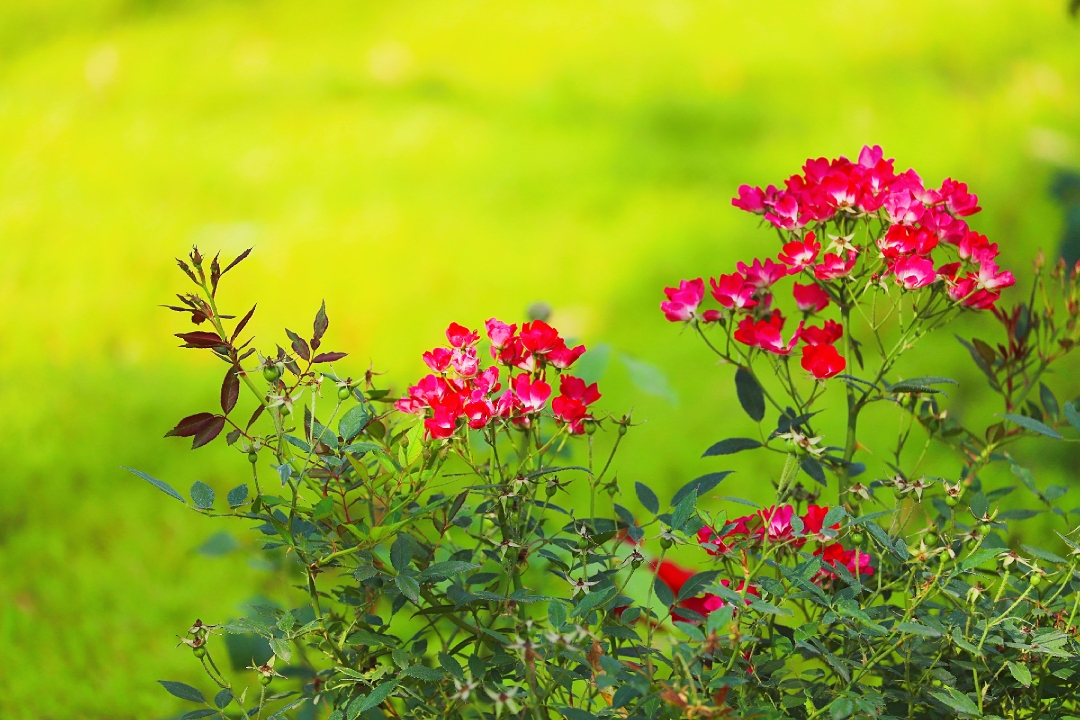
[661,146,1016,380]
[395,320,601,438]
[697,504,873,582]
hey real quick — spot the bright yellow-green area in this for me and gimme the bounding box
[2,0,1080,717]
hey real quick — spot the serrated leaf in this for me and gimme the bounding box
[339,405,372,443]
[418,561,480,583]
[403,664,444,681]
[351,680,398,715]
[157,680,206,703]
[1064,401,1080,433]
[571,587,615,618]
[190,481,215,509]
[635,482,659,514]
[549,599,567,628]
[930,687,980,716]
[391,535,413,572]
[1008,660,1032,687]
[735,367,765,422]
[960,548,1000,571]
[1000,413,1062,439]
[181,711,217,720]
[670,491,697,533]
[1040,382,1060,421]
[125,467,185,503]
[396,575,420,603]
[269,636,292,662]
[830,698,854,720]
[897,621,941,637]
[702,437,762,457]
[227,484,249,508]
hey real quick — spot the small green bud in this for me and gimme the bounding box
[977,524,991,537]
[945,496,959,508]
[248,451,258,464]
[586,421,598,436]
[659,537,673,550]
[605,485,618,497]
[545,484,558,498]
[618,423,628,437]
[1029,574,1043,589]
[338,386,352,401]
[631,559,643,569]
[192,646,207,659]
[850,531,865,546]
[259,674,273,686]
[925,531,939,546]
[263,365,282,382]
[280,405,292,416]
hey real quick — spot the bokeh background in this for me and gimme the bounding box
[2,0,1080,717]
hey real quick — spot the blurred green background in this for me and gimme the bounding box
[2,0,1080,717]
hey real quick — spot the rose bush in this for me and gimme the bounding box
[133,147,1080,720]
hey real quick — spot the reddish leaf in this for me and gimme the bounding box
[221,248,252,276]
[176,258,199,284]
[231,304,257,343]
[221,367,240,413]
[166,412,218,438]
[191,415,227,449]
[312,351,347,364]
[226,428,241,445]
[246,403,265,429]
[312,301,329,351]
[176,331,226,349]
[210,252,222,296]
[285,328,310,362]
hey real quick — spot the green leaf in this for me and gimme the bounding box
[571,587,615,618]
[125,467,185,503]
[1040,382,1061,421]
[438,651,464,681]
[1000,413,1062,439]
[1065,401,1080,433]
[350,679,398,716]
[268,636,292,662]
[702,438,762,457]
[267,698,308,719]
[800,456,827,486]
[549,599,567,628]
[226,484,249,508]
[670,491,697,533]
[677,571,721,602]
[670,472,732,506]
[190,481,215,509]
[403,664,444,681]
[339,404,371,442]
[620,354,677,403]
[395,574,421,603]
[214,688,233,709]
[960,548,1001,571]
[1008,660,1032,687]
[574,342,611,384]
[418,561,480,583]
[559,709,600,720]
[635,482,659,514]
[1021,544,1066,564]
[930,687,980,716]
[653,577,674,608]
[390,534,413,572]
[735,366,765,422]
[181,711,217,720]
[831,698,854,720]
[312,496,335,521]
[896,621,941,637]
[157,680,206,703]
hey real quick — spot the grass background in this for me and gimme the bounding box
[1,0,1080,716]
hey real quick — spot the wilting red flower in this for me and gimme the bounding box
[793,282,829,313]
[801,344,845,379]
[661,278,705,322]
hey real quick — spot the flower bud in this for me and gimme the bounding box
[338,386,352,401]
[248,451,258,464]
[660,537,673,550]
